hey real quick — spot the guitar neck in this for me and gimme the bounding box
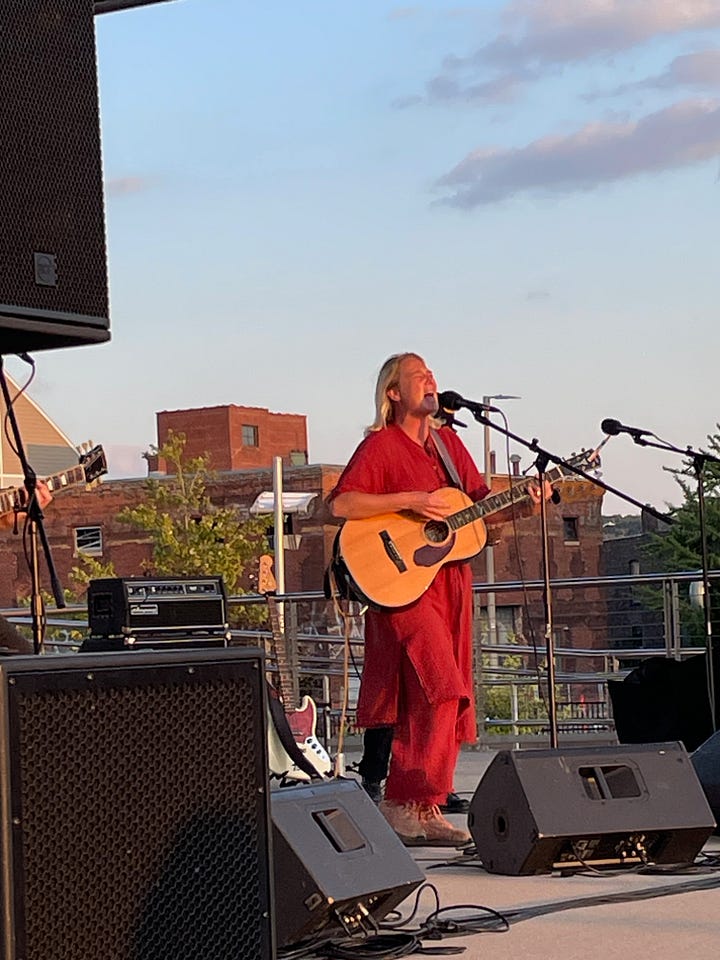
[0,463,91,517]
[267,595,297,709]
[448,461,570,532]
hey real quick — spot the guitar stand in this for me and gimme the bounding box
[0,355,66,654]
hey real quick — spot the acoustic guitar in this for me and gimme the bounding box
[337,449,599,609]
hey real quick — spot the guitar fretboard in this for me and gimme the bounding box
[0,463,89,517]
[447,457,590,531]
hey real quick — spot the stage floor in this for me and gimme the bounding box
[343,745,720,960]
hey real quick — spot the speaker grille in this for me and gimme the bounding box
[0,0,109,350]
[1,652,272,960]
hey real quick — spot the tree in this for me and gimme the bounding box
[115,431,271,626]
[643,426,720,643]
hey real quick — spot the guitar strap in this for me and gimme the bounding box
[429,429,465,492]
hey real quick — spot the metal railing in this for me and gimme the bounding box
[2,568,716,749]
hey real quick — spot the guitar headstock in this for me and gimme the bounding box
[571,446,602,471]
[258,554,277,596]
[554,447,602,482]
[76,443,108,485]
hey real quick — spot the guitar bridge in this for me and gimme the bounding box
[379,530,407,573]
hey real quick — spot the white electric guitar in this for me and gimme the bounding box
[259,555,332,779]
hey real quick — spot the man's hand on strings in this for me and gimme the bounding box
[410,488,457,520]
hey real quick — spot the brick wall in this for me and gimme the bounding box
[1,466,605,641]
[150,405,308,472]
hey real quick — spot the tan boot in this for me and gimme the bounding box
[416,804,472,847]
[379,800,427,846]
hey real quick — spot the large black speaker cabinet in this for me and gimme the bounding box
[469,743,715,876]
[692,731,720,832]
[0,0,110,353]
[0,649,274,959]
[271,779,424,947]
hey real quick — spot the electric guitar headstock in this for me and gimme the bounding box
[74,442,108,488]
[257,554,277,597]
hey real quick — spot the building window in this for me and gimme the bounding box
[629,560,640,576]
[74,526,103,556]
[242,424,259,447]
[562,517,579,542]
[290,450,307,466]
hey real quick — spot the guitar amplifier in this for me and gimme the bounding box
[87,577,229,641]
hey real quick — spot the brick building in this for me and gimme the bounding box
[147,404,308,473]
[2,400,606,635]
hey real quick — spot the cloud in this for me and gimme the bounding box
[418,1,720,106]
[470,0,720,71]
[106,176,152,197]
[435,98,720,207]
[387,6,422,20]
[586,49,720,99]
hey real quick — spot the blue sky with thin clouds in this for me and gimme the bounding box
[9,0,720,514]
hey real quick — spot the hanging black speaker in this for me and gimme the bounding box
[0,0,110,353]
[468,742,715,875]
[0,649,274,959]
[271,779,424,947]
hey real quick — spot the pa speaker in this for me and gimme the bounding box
[0,649,273,959]
[468,742,715,875]
[0,0,110,353]
[692,731,720,832]
[271,779,424,947]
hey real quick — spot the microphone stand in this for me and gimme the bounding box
[613,431,718,732]
[466,407,672,749]
[0,357,66,653]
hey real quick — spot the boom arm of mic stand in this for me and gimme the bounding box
[470,410,673,524]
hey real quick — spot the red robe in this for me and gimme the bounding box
[330,424,488,747]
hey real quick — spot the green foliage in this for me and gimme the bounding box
[70,553,117,596]
[642,426,720,642]
[481,635,552,734]
[116,431,271,627]
[644,427,720,572]
[19,587,87,646]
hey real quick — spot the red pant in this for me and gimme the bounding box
[383,651,463,806]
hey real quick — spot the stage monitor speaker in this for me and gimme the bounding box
[0,0,110,353]
[691,731,720,833]
[271,779,424,947]
[469,742,715,876]
[0,649,274,959]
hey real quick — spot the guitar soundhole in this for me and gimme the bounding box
[424,520,450,543]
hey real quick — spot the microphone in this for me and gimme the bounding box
[437,390,501,416]
[601,418,652,439]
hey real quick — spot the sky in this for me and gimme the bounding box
[6,0,720,515]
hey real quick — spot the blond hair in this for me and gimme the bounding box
[365,352,442,435]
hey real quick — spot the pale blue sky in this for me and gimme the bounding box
[8,0,720,514]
